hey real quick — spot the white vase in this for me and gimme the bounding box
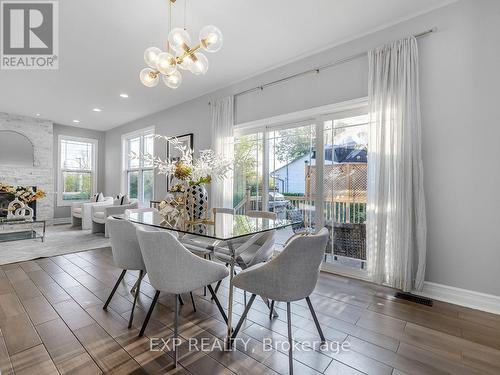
[7,198,25,220]
[15,206,33,221]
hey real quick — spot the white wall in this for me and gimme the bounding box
[416,0,500,298]
[105,0,500,296]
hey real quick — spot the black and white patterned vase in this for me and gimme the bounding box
[186,184,208,221]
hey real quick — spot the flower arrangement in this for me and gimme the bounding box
[0,183,46,203]
[131,135,232,189]
[131,135,232,224]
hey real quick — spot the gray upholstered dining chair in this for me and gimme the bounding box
[124,208,164,237]
[104,217,147,328]
[230,227,329,375]
[214,209,277,263]
[180,207,235,255]
[136,226,230,367]
[212,210,277,307]
[180,207,234,296]
[238,210,277,268]
[106,216,190,321]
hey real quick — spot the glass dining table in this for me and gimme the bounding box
[115,209,299,347]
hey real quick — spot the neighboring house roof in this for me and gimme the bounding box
[329,144,367,163]
[272,143,367,174]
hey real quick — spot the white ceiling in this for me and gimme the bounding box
[0,0,454,131]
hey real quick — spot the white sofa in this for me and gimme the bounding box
[71,197,114,230]
[91,199,139,237]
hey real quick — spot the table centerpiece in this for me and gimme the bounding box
[131,135,232,224]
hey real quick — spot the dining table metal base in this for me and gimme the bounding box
[225,240,236,349]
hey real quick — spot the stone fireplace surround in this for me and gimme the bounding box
[0,113,54,220]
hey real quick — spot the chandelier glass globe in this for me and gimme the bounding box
[163,70,182,89]
[168,28,191,53]
[139,68,159,87]
[177,53,194,70]
[144,47,162,69]
[190,53,209,75]
[140,1,222,89]
[156,52,177,75]
[199,25,223,53]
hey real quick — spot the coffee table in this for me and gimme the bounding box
[0,218,46,242]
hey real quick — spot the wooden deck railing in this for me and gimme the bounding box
[234,192,366,224]
[285,196,366,224]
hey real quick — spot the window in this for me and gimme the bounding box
[58,135,98,206]
[122,128,154,205]
[233,99,368,273]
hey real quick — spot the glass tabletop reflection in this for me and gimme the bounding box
[115,210,298,241]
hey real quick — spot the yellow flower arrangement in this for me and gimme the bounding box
[173,161,193,181]
[0,183,46,204]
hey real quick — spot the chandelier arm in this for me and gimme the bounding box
[175,42,204,64]
[141,0,219,87]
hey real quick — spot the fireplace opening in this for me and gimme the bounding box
[0,186,37,221]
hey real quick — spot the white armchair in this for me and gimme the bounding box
[91,199,139,237]
[71,197,113,230]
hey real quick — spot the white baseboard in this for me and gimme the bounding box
[415,281,500,315]
[51,217,71,225]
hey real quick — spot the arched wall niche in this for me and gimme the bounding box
[0,130,35,166]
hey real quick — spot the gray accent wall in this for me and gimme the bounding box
[53,124,105,218]
[104,0,500,296]
[104,100,210,201]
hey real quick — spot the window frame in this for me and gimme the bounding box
[57,135,98,207]
[234,97,368,222]
[121,127,155,206]
[234,97,370,280]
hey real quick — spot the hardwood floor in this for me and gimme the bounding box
[0,248,499,374]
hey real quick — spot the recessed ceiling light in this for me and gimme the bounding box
[73,120,80,123]
[93,108,102,112]
[119,93,129,98]
[35,113,41,117]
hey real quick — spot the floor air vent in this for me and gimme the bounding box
[395,292,433,306]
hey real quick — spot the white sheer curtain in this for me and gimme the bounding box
[366,36,427,292]
[210,96,234,209]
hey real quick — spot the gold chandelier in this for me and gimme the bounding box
[140,0,223,89]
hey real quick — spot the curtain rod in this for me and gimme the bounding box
[209,27,436,105]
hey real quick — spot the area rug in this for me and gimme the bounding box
[0,224,110,265]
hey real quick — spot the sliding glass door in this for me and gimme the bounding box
[233,132,264,214]
[322,114,368,269]
[233,104,368,271]
[267,123,316,246]
[268,123,316,219]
